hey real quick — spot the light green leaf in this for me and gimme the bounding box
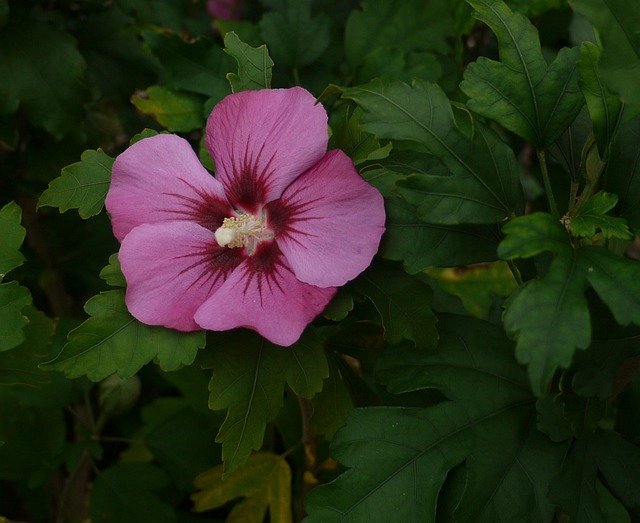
[498,212,570,259]
[0,17,89,138]
[461,0,583,147]
[38,149,114,219]
[0,282,31,352]
[223,32,273,92]
[381,197,501,273]
[42,290,205,381]
[571,0,640,114]
[579,42,624,154]
[91,463,175,523]
[205,329,328,472]
[330,108,392,166]
[425,261,517,319]
[352,262,438,349]
[131,86,204,132]
[308,315,562,522]
[99,253,126,288]
[192,452,292,522]
[343,79,522,224]
[569,191,633,239]
[0,201,25,280]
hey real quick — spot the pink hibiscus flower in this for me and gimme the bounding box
[105,87,385,346]
[207,0,243,20]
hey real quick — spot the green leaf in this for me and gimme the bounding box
[205,329,328,472]
[308,315,563,522]
[0,201,25,280]
[499,213,640,393]
[0,306,53,387]
[569,191,633,239]
[330,108,393,166]
[259,0,330,69]
[460,0,583,147]
[381,197,501,273]
[311,356,354,439]
[0,282,31,352]
[425,261,517,319]
[0,17,89,138]
[131,86,204,132]
[571,0,640,114]
[42,290,205,381]
[142,30,231,99]
[99,254,126,288]
[192,452,292,522]
[343,79,522,224]
[578,42,624,154]
[345,0,454,67]
[37,149,114,219]
[223,31,273,92]
[352,262,438,350]
[603,118,640,231]
[323,288,354,322]
[91,463,175,523]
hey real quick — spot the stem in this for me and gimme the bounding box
[507,260,523,286]
[295,395,316,521]
[292,67,301,86]
[537,149,558,216]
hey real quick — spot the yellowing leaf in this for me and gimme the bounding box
[192,452,292,523]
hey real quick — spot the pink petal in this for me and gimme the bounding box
[207,0,243,19]
[119,221,243,331]
[193,242,335,346]
[106,134,232,242]
[205,87,328,213]
[266,150,385,288]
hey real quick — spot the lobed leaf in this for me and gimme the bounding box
[461,0,583,147]
[38,149,114,219]
[223,31,273,92]
[205,329,328,472]
[42,290,205,381]
[0,282,31,352]
[131,86,204,132]
[343,79,523,225]
[569,191,633,240]
[192,452,292,522]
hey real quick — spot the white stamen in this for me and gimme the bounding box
[214,213,273,253]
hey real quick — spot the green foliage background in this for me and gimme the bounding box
[2,0,640,521]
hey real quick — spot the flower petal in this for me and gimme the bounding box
[205,87,328,212]
[119,221,243,331]
[267,150,385,287]
[194,242,335,346]
[106,134,231,242]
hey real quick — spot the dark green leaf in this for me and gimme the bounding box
[603,118,640,231]
[330,108,392,166]
[205,329,328,472]
[310,356,354,439]
[91,463,175,523]
[578,42,624,154]
[259,0,331,69]
[352,262,438,350]
[0,17,89,138]
[0,201,25,279]
[131,86,204,132]
[461,0,583,147]
[343,79,522,224]
[498,212,570,259]
[308,315,562,522]
[142,30,231,98]
[38,149,114,219]
[42,290,205,381]
[381,197,501,272]
[223,31,273,92]
[571,0,640,114]
[323,288,353,322]
[569,191,632,239]
[0,282,31,352]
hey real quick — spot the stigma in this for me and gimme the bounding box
[214,213,273,254]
